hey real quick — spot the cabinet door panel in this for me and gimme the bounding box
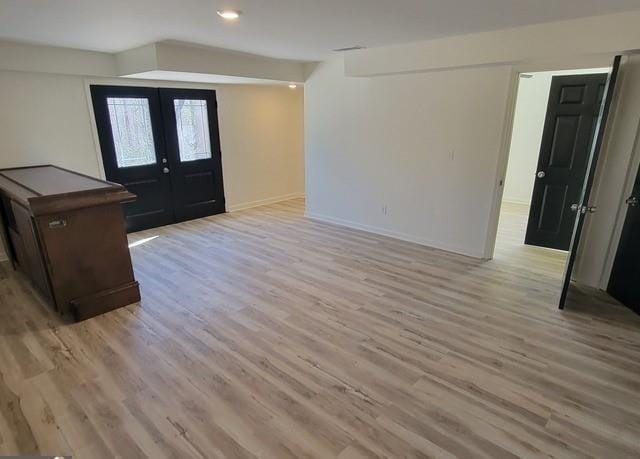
[11,202,52,301]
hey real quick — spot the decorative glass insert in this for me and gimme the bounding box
[173,99,212,162]
[107,97,157,168]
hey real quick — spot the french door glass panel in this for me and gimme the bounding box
[106,97,157,168]
[173,99,213,162]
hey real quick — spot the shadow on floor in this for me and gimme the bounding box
[565,282,640,325]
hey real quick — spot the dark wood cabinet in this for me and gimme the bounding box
[0,165,141,320]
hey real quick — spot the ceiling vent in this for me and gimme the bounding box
[332,45,366,52]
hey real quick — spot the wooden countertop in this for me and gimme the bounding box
[0,166,115,196]
[0,165,135,215]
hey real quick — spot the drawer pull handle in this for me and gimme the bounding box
[48,219,67,229]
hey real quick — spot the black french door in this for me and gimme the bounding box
[159,88,225,223]
[91,85,225,232]
[91,86,174,231]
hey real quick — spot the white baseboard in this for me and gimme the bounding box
[227,192,305,212]
[304,211,484,259]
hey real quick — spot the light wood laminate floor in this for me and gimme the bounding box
[1,198,640,458]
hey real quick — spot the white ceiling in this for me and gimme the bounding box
[1,0,640,61]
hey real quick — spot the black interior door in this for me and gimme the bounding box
[607,162,640,314]
[559,56,621,309]
[91,85,174,232]
[91,85,225,232]
[159,88,225,222]
[524,73,607,250]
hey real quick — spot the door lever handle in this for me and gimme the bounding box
[163,167,170,174]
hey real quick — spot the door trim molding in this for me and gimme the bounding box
[482,67,520,260]
[84,77,108,180]
[484,59,622,261]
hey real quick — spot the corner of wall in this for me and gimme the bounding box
[228,193,305,213]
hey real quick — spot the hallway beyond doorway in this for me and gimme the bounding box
[495,201,566,278]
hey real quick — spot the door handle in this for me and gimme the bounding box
[537,171,546,178]
[163,167,170,174]
[626,196,639,207]
[571,204,597,214]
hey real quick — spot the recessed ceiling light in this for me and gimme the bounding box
[288,83,297,89]
[217,9,241,21]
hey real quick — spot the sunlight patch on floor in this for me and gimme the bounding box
[128,235,159,248]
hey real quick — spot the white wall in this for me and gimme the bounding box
[502,75,549,204]
[0,40,115,77]
[0,71,103,175]
[503,68,610,206]
[216,84,304,210]
[305,58,511,257]
[0,69,305,257]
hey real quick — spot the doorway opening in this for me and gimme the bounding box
[494,67,611,264]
